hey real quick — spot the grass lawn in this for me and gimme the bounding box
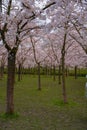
[0,75,87,130]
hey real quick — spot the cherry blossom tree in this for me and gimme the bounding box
[68,0,87,55]
[42,0,82,103]
[43,34,61,82]
[0,0,56,114]
[30,36,47,90]
[65,41,86,78]
[16,44,31,81]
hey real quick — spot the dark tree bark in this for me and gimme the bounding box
[6,52,16,114]
[61,33,68,104]
[45,66,48,75]
[53,65,56,81]
[50,67,53,76]
[61,54,67,103]
[38,62,41,90]
[75,65,77,79]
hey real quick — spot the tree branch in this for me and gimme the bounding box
[69,34,87,54]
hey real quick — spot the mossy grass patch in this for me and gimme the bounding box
[52,99,78,107]
[0,112,19,119]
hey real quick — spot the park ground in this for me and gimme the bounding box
[0,75,87,130]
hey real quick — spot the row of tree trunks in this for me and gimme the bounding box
[6,54,78,114]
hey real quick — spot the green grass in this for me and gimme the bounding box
[0,75,87,130]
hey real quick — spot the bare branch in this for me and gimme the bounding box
[7,0,12,15]
[69,34,87,54]
[42,2,56,10]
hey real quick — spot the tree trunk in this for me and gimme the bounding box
[6,52,16,114]
[53,65,56,81]
[61,32,67,103]
[50,67,53,76]
[61,55,67,103]
[58,65,61,84]
[38,63,41,90]
[75,66,77,79]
